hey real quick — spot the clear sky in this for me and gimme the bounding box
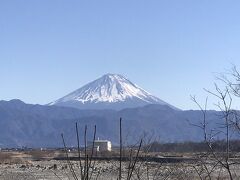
[1,0,240,110]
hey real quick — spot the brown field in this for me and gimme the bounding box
[0,150,240,180]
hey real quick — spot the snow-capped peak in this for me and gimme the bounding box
[49,74,177,110]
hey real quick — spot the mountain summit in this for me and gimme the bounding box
[49,74,178,110]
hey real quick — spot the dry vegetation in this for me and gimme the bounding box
[1,148,240,180]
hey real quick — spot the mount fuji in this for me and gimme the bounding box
[49,74,178,110]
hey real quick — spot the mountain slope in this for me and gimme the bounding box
[49,74,178,110]
[0,100,232,148]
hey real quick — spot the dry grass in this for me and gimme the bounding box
[0,152,26,164]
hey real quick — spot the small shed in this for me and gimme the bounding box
[89,139,112,152]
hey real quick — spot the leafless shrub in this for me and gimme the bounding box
[189,65,240,179]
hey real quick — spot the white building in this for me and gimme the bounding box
[89,139,112,152]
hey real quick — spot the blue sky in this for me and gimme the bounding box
[1,0,240,110]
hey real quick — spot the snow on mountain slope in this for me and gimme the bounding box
[49,74,178,110]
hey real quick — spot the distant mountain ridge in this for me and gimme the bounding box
[0,99,233,148]
[49,74,178,110]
